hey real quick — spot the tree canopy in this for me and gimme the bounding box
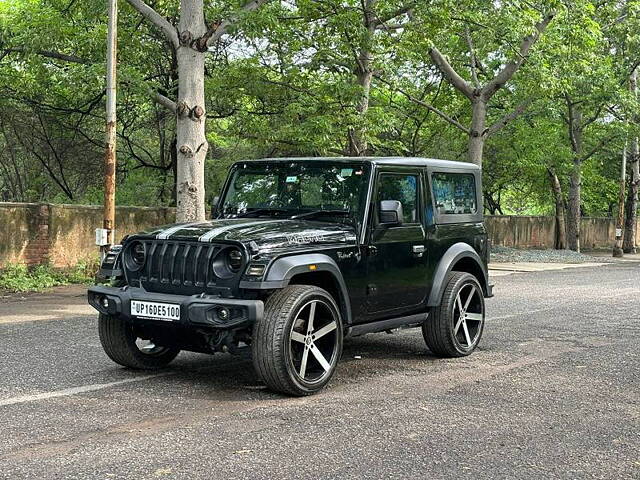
[0,0,638,231]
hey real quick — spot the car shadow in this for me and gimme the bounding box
[137,329,441,400]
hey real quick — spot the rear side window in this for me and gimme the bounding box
[432,173,477,215]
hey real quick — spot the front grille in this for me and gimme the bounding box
[125,240,236,295]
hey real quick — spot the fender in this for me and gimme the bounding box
[97,245,123,280]
[242,253,353,325]
[427,242,488,307]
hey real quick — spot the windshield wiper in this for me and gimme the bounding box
[237,207,288,218]
[290,209,350,220]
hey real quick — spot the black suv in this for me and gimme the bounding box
[89,157,492,396]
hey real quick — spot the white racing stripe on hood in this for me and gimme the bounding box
[198,220,280,242]
[157,222,200,240]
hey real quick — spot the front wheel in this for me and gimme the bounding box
[98,314,180,369]
[252,285,343,396]
[422,271,485,357]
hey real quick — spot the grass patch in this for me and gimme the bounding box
[0,260,98,293]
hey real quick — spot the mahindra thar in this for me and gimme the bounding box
[89,157,492,396]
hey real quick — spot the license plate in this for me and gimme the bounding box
[130,300,180,322]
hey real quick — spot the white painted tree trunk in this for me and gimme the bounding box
[124,0,268,222]
[175,0,207,222]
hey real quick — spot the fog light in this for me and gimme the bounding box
[100,297,109,308]
[217,307,230,321]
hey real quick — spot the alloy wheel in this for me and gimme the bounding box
[452,283,484,350]
[135,337,172,356]
[288,300,340,384]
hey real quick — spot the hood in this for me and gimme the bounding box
[140,218,357,251]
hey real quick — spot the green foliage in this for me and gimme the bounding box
[0,263,59,292]
[0,0,638,218]
[0,260,98,292]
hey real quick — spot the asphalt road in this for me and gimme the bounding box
[1,263,639,479]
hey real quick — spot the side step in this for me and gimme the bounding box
[345,312,428,337]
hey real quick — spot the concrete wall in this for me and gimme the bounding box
[0,203,175,268]
[1,203,639,268]
[0,203,48,265]
[485,215,640,250]
[485,215,556,249]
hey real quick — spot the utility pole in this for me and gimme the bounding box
[101,0,117,258]
[613,142,626,257]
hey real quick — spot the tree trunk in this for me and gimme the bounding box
[347,68,372,156]
[566,159,581,252]
[483,191,503,215]
[175,0,207,222]
[124,0,268,221]
[623,137,639,253]
[547,169,567,249]
[468,99,486,166]
[426,14,553,167]
[347,0,376,156]
[565,101,583,252]
[170,136,178,205]
[623,68,638,253]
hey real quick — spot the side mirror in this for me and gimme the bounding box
[379,200,403,226]
[210,195,220,218]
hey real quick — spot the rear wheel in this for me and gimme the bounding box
[252,285,343,396]
[98,314,180,369]
[422,271,485,357]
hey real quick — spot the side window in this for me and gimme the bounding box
[431,173,477,215]
[377,174,419,224]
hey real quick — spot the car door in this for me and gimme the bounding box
[365,169,428,318]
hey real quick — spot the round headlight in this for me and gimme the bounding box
[131,242,146,267]
[227,248,243,272]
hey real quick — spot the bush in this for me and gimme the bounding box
[64,259,100,284]
[0,263,56,292]
[0,260,98,293]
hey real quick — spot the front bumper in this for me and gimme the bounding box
[88,285,263,329]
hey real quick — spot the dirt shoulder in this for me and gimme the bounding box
[0,284,93,324]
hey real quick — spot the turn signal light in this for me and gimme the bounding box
[246,264,266,276]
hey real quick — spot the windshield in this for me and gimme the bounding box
[220,161,371,225]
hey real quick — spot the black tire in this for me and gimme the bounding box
[252,285,343,396]
[98,314,180,369]
[423,271,485,357]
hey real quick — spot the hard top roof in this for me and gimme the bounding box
[236,157,480,171]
